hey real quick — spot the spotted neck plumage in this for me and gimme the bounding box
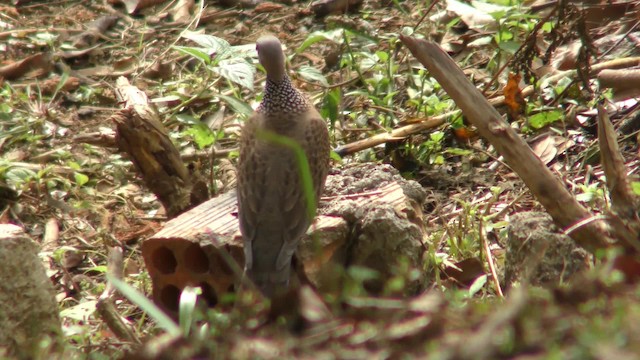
[257,76,310,115]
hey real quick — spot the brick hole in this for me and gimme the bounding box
[160,284,180,312]
[152,246,177,274]
[213,251,234,276]
[227,284,235,293]
[183,243,209,274]
[199,282,218,308]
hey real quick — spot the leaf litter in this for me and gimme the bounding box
[2,0,640,358]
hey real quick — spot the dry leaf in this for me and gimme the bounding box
[442,257,485,287]
[254,2,285,12]
[56,44,102,60]
[530,134,557,165]
[503,72,525,121]
[70,15,120,48]
[143,60,173,80]
[62,249,84,270]
[311,0,364,17]
[0,53,52,80]
[119,0,166,14]
[39,76,81,95]
[171,0,194,22]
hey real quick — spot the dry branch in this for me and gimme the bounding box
[597,105,640,251]
[399,35,610,253]
[335,113,451,156]
[96,246,140,344]
[597,69,640,90]
[336,57,640,157]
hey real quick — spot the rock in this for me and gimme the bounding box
[300,163,427,294]
[504,211,591,289]
[0,224,62,358]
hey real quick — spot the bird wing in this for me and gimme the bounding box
[237,113,266,270]
[274,111,331,271]
[238,110,330,277]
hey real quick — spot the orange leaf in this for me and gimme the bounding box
[503,72,525,121]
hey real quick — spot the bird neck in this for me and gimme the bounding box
[258,76,310,115]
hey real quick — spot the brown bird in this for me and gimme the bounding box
[237,35,330,298]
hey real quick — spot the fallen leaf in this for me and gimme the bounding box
[142,60,173,80]
[119,0,167,14]
[0,53,53,80]
[39,76,81,95]
[69,15,120,48]
[442,257,485,287]
[503,72,525,121]
[56,44,102,60]
[530,133,557,165]
[171,0,194,22]
[254,2,285,13]
[62,249,84,270]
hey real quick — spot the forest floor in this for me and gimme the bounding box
[2,0,640,359]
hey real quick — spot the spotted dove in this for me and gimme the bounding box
[237,35,331,297]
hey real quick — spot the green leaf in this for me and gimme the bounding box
[497,40,521,54]
[107,274,181,337]
[631,182,640,196]
[401,27,414,36]
[67,161,81,170]
[217,94,254,117]
[297,65,328,87]
[215,58,255,90]
[359,53,378,70]
[430,131,445,142]
[229,43,258,57]
[173,46,211,65]
[183,123,216,149]
[330,150,343,163]
[74,172,89,187]
[321,88,341,124]
[51,71,70,99]
[296,29,343,54]
[348,265,380,282]
[528,110,563,129]
[60,300,98,321]
[445,148,473,156]
[181,31,231,55]
[468,274,488,297]
[5,167,37,187]
[179,286,201,337]
[375,51,389,63]
[86,265,107,273]
[175,114,199,125]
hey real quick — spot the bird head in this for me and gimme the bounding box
[256,35,286,83]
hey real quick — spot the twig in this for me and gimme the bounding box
[96,247,140,344]
[479,216,504,298]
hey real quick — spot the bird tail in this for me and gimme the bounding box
[247,266,292,298]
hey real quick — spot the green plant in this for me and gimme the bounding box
[174,32,256,90]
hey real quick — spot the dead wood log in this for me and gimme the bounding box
[142,164,427,315]
[597,68,640,91]
[399,35,611,253]
[112,77,208,219]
